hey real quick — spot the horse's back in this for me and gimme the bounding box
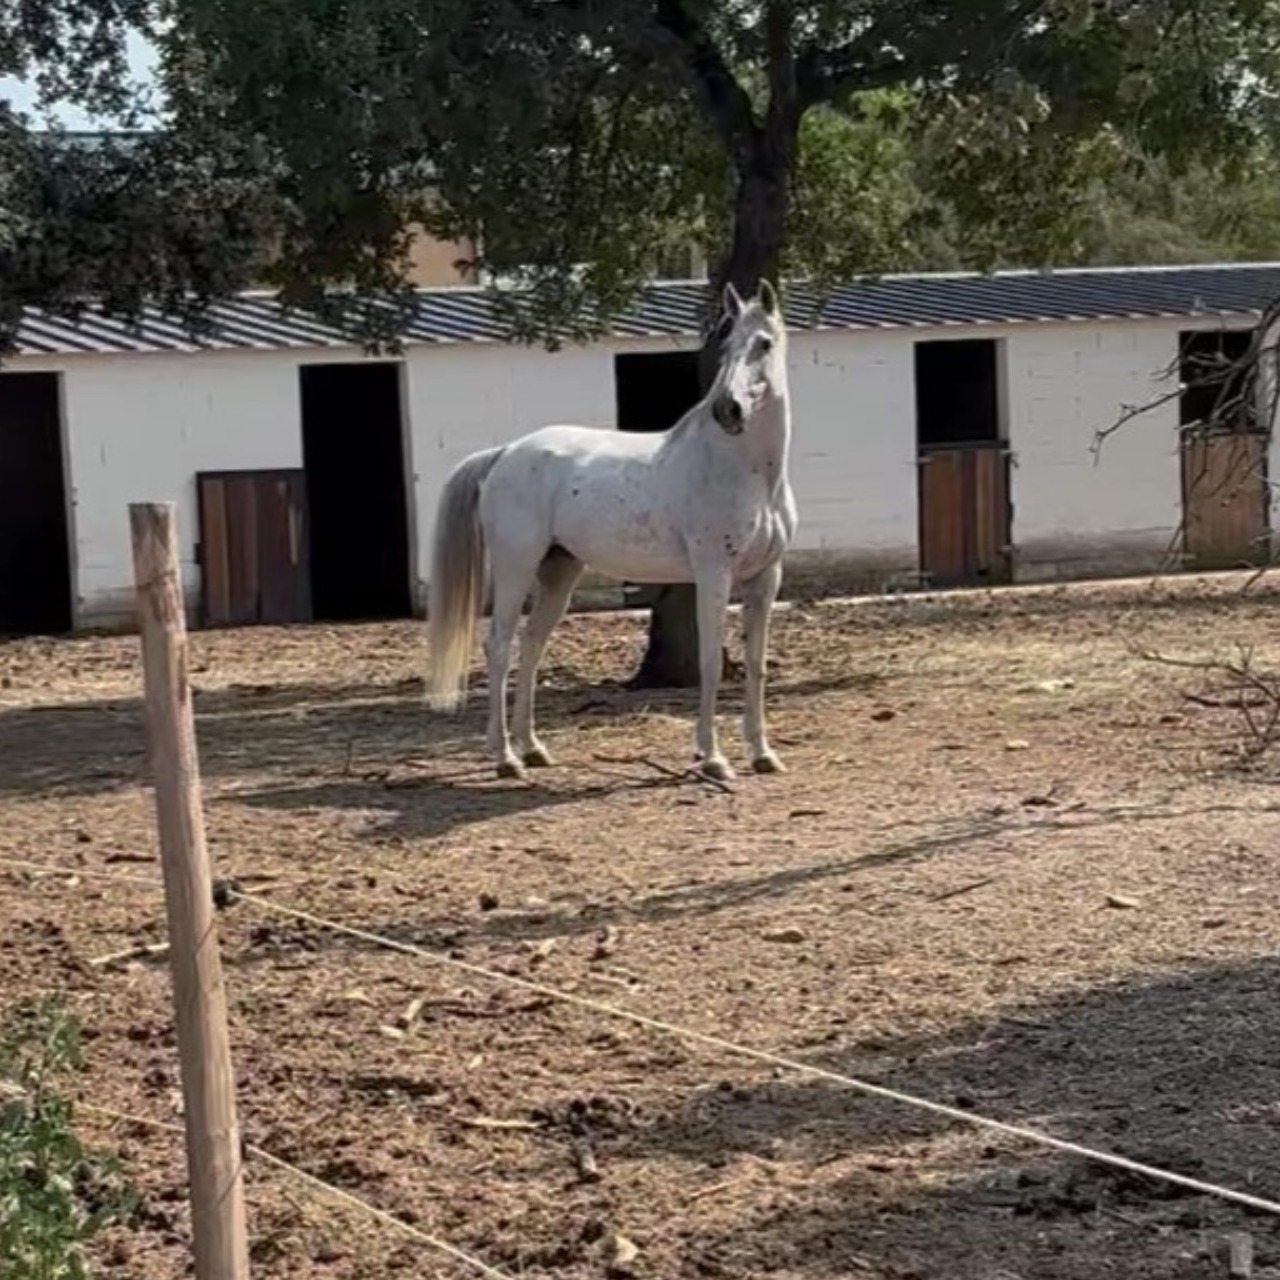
[501,422,662,463]
[486,423,669,504]
[478,423,692,580]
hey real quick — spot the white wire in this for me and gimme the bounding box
[77,1099,514,1279]
[236,888,1280,1219]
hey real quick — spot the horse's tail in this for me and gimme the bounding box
[425,446,506,712]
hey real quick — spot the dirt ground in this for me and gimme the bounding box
[5,571,1280,1279]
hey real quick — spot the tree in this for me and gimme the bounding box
[0,2,280,356]
[8,4,1279,681]
[160,0,1280,684]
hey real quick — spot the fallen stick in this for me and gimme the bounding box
[928,876,997,904]
[572,1141,602,1183]
[687,1176,749,1203]
[457,1116,544,1132]
[591,752,736,795]
[89,941,171,969]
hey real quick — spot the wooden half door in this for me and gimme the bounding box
[1181,429,1270,569]
[197,470,311,627]
[918,445,1013,587]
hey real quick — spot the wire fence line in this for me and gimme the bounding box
[5,851,1280,1255]
[0,854,165,891]
[249,1145,515,1279]
[0,854,514,1278]
[24,1090,517,1280]
[232,887,1280,1219]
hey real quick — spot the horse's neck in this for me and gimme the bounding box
[744,393,791,500]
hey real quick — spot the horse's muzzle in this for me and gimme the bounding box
[713,393,745,434]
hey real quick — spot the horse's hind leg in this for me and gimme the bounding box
[485,549,543,779]
[513,548,584,768]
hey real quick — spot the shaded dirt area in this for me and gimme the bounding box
[5,571,1280,1278]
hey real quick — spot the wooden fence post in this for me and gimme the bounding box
[129,501,250,1280]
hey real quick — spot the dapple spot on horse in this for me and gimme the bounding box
[424,280,798,781]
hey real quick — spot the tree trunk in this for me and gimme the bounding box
[628,133,795,690]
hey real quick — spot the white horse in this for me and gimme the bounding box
[424,279,797,781]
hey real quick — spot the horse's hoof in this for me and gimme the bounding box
[522,746,554,769]
[751,752,785,775]
[697,756,734,783]
[496,758,526,780]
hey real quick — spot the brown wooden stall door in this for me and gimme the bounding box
[197,470,311,627]
[918,445,1012,587]
[919,448,969,583]
[1182,431,1270,569]
[970,447,1012,581]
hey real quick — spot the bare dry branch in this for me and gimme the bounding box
[1094,300,1280,582]
[1135,640,1280,762]
[1094,294,1280,465]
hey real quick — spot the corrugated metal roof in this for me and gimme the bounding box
[13,263,1280,358]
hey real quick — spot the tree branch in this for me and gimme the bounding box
[796,31,909,109]
[1134,641,1280,762]
[1094,293,1280,463]
[652,0,757,161]
[796,0,1052,109]
[763,0,799,130]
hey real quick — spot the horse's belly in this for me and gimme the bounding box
[553,506,690,584]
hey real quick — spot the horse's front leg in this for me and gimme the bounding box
[741,559,783,773]
[693,566,733,781]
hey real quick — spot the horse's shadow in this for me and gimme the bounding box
[0,678,448,801]
[232,791,1280,953]
[0,663,877,810]
[231,757,701,844]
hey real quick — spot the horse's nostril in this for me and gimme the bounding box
[713,393,745,432]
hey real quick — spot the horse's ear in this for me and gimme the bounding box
[722,282,745,320]
[758,279,780,317]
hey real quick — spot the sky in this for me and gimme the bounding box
[0,29,160,129]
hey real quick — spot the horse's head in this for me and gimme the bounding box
[710,280,788,436]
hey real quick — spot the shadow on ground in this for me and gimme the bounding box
[0,679,427,800]
[586,955,1280,1278]
[232,796,1280,947]
[0,668,872,812]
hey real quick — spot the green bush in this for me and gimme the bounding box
[0,998,138,1280]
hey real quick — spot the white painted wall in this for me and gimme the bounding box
[1257,314,1280,554]
[7,305,1269,631]
[1004,319,1185,577]
[1002,315,1261,578]
[17,350,305,625]
[404,328,922,596]
[785,329,917,571]
[404,340,619,607]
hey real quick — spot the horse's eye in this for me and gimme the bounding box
[759,336,773,355]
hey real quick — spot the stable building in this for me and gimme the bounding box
[2,261,1278,635]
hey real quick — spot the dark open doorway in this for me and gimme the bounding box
[612,348,705,632]
[0,372,73,635]
[913,337,1012,587]
[1177,327,1270,568]
[1178,328,1254,430]
[299,362,412,621]
[915,337,1002,448]
[614,350,702,433]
